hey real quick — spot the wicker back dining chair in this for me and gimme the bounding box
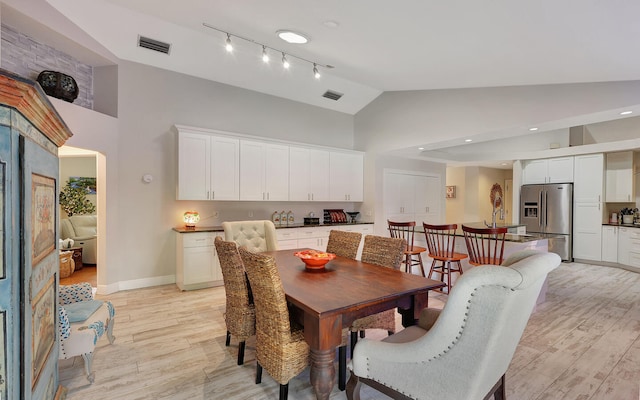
[238,247,309,400]
[348,235,406,348]
[214,237,255,365]
[325,230,362,259]
[387,220,427,276]
[423,223,468,294]
[462,225,508,266]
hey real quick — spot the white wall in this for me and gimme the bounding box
[53,60,355,292]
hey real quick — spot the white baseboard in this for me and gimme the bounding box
[96,275,176,295]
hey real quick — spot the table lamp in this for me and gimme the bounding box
[183,211,200,229]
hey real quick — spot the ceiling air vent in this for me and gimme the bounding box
[322,90,343,101]
[138,35,171,55]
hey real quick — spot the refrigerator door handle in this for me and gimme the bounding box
[539,191,543,229]
[544,190,548,231]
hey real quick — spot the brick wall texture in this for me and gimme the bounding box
[1,24,93,109]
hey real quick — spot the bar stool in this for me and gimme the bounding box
[461,225,508,266]
[423,223,468,294]
[388,220,426,276]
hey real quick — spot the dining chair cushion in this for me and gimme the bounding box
[348,250,561,400]
[64,299,104,323]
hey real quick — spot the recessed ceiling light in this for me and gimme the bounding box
[418,147,425,150]
[620,111,633,115]
[465,139,472,143]
[277,30,308,44]
[501,163,508,166]
[529,127,538,131]
[323,20,340,29]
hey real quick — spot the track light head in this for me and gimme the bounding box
[313,63,320,79]
[262,46,269,63]
[225,34,233,52]
[282,53,290,69]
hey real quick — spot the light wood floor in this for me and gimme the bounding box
[60,262,640,399]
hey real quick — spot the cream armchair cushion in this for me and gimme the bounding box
[58,282,115,383]
[348,251,561,400]
[222,220,279,252]
[60,215,97,264]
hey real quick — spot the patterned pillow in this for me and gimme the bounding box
[59,282,93,305]
[58,306,71,340]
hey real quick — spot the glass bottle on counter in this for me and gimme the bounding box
[280,211,287,227]
[272,211,280,226]
[287,210,294,225]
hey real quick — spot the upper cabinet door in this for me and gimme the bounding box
[264,143,289,201]
[290,147,330,201]
[240,140,289,201]
[329,151,364,201]
[574,154,604,203]
[605,151,634,202]
[522,159,548,184]
[523,157,574,184]
[239,140,266,201]
[210,136,239,200]
[178,132,210,200]
[547,157,574,183]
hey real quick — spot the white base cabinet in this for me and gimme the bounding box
[176,232,224,290]
[276,224,374,259]
[601,226,618,263]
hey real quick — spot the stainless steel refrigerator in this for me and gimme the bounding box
[520,183,573,261]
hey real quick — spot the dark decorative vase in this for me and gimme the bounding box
[36,70,79,103]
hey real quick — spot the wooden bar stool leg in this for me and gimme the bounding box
[428,259,437,280]
[446,261,452,294]
[416,253,425,277]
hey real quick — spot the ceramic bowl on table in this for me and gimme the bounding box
[294,250,336,270]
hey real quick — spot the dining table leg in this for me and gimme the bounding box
[310,348,335,400]
[304,313,342,400]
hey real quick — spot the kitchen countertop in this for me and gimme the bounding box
[603,222,640,228]
[173,221,374,233]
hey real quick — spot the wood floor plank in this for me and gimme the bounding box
[61,262,640,400]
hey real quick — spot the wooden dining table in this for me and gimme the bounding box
[262,248,446,400]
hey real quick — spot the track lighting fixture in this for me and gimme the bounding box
[225,33,233,52]
[282,53,290,69]
[202,23,333,80]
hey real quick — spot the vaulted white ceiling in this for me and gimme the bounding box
[8,0,640,116]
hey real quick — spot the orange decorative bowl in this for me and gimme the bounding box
[294,250,336,270]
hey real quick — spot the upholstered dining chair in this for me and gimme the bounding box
[462,225,508,265]
[58,282,116,383]
[423,223,468,294]
[325,230,362,259]
[222,220,279,252]
[214,236,255,365]
[387,220,427,276]
[238,247,309,400]
[347,250,561,400]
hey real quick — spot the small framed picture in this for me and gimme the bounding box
[446,185,456,199]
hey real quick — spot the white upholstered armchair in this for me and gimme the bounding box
[58,282,116,383]
[222,220,279,252]
[347,250,561,400]
[60,215,97,264]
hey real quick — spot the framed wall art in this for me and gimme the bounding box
[68,176,96,195]
[31,276,55,388]
[446,185,456,199]
[31,174,56,266]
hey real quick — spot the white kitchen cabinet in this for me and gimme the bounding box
[384,171,441,225]
[574,154,604,203]
[274,224,373,256]
[617,226,640,267]
[573,202,603,261]
[177,131,239,200]
[240,140,289,201]
[289,146,330,201]
[176,232,224,290]
[522,157,574,184]
[329,151,364,201]
[601,225,618,262]
[606,151,635,202]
